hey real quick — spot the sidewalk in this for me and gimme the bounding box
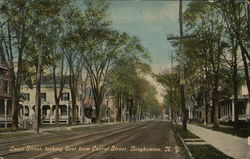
[187,124,250,159]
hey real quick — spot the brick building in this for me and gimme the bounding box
[0,57,12,128]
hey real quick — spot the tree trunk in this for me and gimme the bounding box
[11,88,19,130]
[212,87,219,128]
[232,45,239,129]
[52,68,60,126]
[240,45,250,99]
[55,101,59,125]
[94,91,104,124]
[129,98,133,122]
[71,94,77,124]
[95,100,102,124]
[34,55,42,133]
[205,92,210,125]
[116,95,121,122]
[12,50,23,130]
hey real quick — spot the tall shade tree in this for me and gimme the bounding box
[216,1,250,128]
[183,1,228,127]
[156,70,180,122]
[109,56,151,122]
[65,0,150,123]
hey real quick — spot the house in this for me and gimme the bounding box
[19,76,93,126]
[18,75,118,127]
[0,59,12,128]
[219,84,250,122]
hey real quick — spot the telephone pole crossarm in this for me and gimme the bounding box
[167,35,196,41]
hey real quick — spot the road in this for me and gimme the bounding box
[0,121,183,159]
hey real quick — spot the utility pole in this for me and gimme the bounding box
[167,0,196,131]
[179,0,187,131]
[248,0,250,40]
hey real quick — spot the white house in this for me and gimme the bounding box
[219,84,250,122]
[18,76,93,127]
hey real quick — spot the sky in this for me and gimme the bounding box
[108,0,182,73]
[76,0,189,103]
[108,0,186,103]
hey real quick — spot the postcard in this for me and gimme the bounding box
[0,0,249,159]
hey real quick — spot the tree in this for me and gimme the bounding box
[61,5,86,124]
[216,1,249,128]
[183,1,228,127]
[0,0,49,130]
[156,70,180,122]
[109,55,151,122]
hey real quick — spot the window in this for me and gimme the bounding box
[23,93,30,101]
[3,80,9,93]
[62,92,70,101]
[40,93,46,102]
[24,106,29,116]
[78,94,82,101]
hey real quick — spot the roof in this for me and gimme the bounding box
[40,75,71,85]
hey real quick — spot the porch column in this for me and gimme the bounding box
[229,104,231,115]
[225,105,228,115]
[4,99,7,128]
[246,99,250,120]
[67,105,69,124]
[220,104,224,117]
[78,106,80,122]
[188,109,191,120]
[50,105,53,124]
[232,101,235,121]
[223,104,227,116]
[4,99,7,119]
[226,104,228,115]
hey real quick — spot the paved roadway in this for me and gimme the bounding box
[0,121,183,159]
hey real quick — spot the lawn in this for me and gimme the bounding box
[172,124,233,159]
[0,132,35,139]
[172,124,199,139]
[0,127,28,133]
[188,145,233,159]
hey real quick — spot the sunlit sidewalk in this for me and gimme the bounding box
[187,124,250,159]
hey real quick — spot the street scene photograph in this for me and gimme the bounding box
[0,0,249,158]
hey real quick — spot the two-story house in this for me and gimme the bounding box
[19,76,93,126]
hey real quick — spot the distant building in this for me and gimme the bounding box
[0,58,12,128]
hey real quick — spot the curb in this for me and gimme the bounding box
[177,133,194,159]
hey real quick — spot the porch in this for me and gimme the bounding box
[0,98,12,128]
[219,96,250,122]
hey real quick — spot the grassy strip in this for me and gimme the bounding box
[49,123,112,134]
[172,124,232,159]
[40,124,73,128]
[183,140,204,142]
[173,124,199,139]
[0,132,35,139]
[194,123,250,138]
[172,126,189,158]
[0,128,28,133]
[188,145,233,159]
